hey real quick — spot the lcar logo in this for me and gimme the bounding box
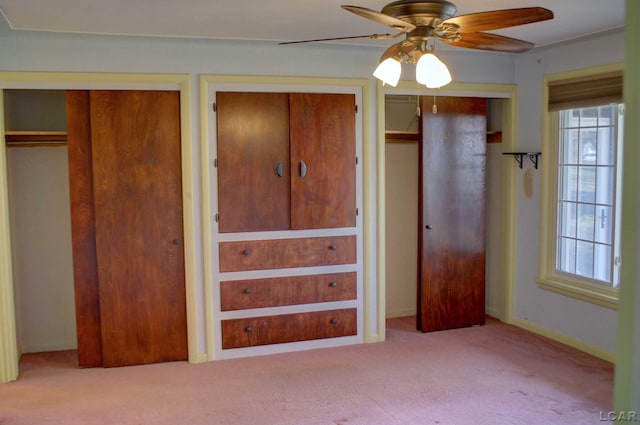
[600,411,639,422]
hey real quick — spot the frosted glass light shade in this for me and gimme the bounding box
[373,58,402,87]
[416,53,452,88]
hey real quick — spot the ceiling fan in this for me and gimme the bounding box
[280,1,554,88]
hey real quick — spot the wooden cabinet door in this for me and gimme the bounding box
[68,90,188,367]
[216,92,291,232]
[216,92,357,232]
[418,96,486,332]
[289,93,356,229]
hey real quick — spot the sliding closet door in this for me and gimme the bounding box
[67,91,102,367]
[418,96,486,332]
[68,90,187,367]
[90,90,187,367]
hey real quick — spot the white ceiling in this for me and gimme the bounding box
[0,0,625,51]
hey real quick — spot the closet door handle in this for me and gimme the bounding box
[300,160,307,178]
[275,161,283,178]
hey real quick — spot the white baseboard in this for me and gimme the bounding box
[511,318,615,363]
[364,333,381,343]
[193,353,209,364]
[385,308,417,318]
[20,341,77,354]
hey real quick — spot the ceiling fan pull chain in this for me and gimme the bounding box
[432,93,438,114]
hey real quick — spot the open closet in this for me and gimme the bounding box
[4,89,188,368]
[4,89,77,355]
[385,94,505,331]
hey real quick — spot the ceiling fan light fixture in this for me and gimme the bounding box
[415,52,452,89]
[373,57,402,87]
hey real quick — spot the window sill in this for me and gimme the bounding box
[536,276,619,310]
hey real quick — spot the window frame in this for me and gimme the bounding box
[538,64,623,310]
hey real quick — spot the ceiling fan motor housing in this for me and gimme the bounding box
[381,0,457,27]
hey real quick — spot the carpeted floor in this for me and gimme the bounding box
[0,317,613,425]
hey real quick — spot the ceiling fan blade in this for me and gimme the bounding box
[442,7,553,33]
[278,33,400,45]
[445,32,535,53]
[342,5,416,32]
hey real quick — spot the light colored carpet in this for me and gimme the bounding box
[0,317,613,424]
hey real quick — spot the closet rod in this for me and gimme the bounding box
[6,141,67,148]
[4,131,67,147]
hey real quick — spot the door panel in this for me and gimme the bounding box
[89,90,187,367]
[289,93,356,229]
[66,91,103,368]
[418,96,486,332]
[216,92,291,232]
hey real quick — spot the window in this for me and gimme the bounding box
[555,104,623,287]
[538,66,623,309]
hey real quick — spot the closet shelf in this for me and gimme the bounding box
[386,131,503,144]
[385,131,419,142]
[4,131,67,147]
[486,131,502,144]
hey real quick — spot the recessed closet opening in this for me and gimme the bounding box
[3,88,190,371]
[384,93,506,330]
[0,74,195,383]
[3,89,77,357]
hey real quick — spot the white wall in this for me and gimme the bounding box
[615,1,640,408]
[384,97,418,318]
[486,98,504,318]
[0,16,515,357]
[385,142,419,318]
[7,147,76,353]
[513,30,624,354]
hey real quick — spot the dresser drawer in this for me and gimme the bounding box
[221,308,357,349]
[219,235,356,272]
[221,272,356,311]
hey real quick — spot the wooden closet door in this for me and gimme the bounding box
[216,92,291,232]
[67,91,102,367]
[418,96,486,332]
[289,93,356,230]
[87,90,187,367]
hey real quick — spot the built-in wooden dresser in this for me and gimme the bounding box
[210,89,362,359]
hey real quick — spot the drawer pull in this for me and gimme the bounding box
[330,281,338,288]
[244,288,252,295]
[243,249,251,256]
[329,245,337,251]
[245,327,253,333]
[331,318,338,325]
